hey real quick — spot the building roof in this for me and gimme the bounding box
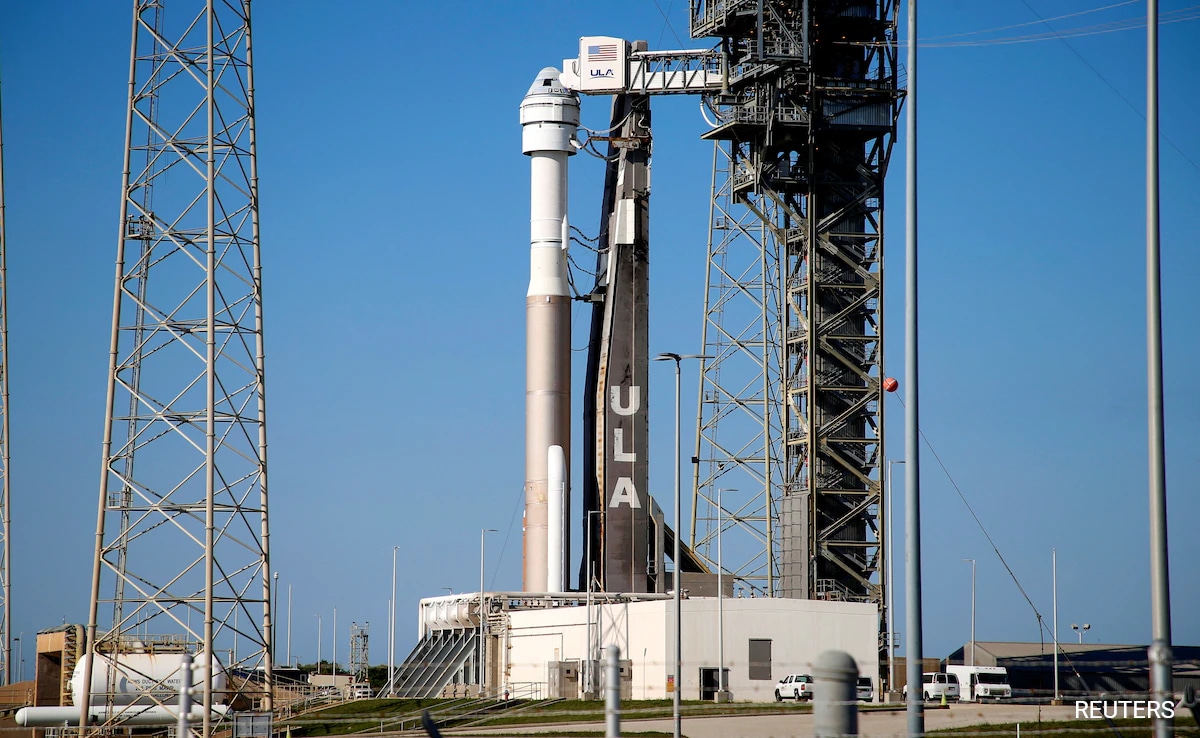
[945,642,1200,673]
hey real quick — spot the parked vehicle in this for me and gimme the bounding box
[903,672,960,702]
[857,676,874,701]
[775,673,815,701]
[945,665,1011,701]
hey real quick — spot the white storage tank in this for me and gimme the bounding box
[70,652,227,706]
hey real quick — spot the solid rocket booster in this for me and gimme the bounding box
[520,68,579,592]
[547,444,566,593]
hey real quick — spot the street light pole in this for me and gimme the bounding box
[480,528,497,697]
[388,546,400,696]
[887,458,904,697]
[653,352,710,738]
[1053,548,1060,702]
[962,559,975,669]
[1072,623,1091,644]
[273,573,279,666]
[584,509,602,697]
[717,488,736,702]
[315,613,322,674]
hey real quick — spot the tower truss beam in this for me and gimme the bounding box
[82,1,271,733]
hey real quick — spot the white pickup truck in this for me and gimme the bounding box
[904,672,960,702]
[946,665,1012,701]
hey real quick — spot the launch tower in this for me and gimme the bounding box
[690,0,900,621]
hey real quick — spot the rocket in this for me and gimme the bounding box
[520,68,579,592]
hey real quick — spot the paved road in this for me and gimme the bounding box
[459,703,1083,738]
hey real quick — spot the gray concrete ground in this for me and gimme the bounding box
[458,703,1089,738]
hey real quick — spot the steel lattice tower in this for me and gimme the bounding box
[0,70,11,687]
[82,1,271,732]
[349,623,369,686]
[690,0,900,619]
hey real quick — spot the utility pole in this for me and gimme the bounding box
[1053,549,1060,703]
[0,63,11,689]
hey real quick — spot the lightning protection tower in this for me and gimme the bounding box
[0,70,11,687]
[690,0,900,622]
[349,623,369,686]
[82,1,271,734]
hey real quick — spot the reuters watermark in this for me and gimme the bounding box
[1074,700,1176,719]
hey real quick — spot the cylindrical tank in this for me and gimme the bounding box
[421,599,477,633]
[71,652,226,707]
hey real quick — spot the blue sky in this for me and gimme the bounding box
[1,0,1197,677]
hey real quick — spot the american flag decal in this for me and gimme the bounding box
[587,43,619,62]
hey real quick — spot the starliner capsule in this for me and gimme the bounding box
[520,68,579,591]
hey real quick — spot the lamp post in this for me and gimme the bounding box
[653,351,710,738]
[887,458,904,697]
[388,546,400,696]
[480,528,497,696]
[272,573,279,665]
[1071,623,1091,644]
[717,488,737,702]
[962,559,975,668]
[12,635,19,683]
[1053,549,1060,702]
[584,509,603,697]
[315,614,322,674]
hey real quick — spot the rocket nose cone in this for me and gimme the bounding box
[525,67,571,99]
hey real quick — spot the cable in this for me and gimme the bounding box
[1011,0,1200,176]
[651,0,685,48]
[893,392,1135,736]
[919,0,1140,42]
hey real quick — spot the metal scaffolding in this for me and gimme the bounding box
[82,0,271,733]
[690,0,901,622]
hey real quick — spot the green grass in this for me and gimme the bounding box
[930,714,1199,738]
[278,696,817,736]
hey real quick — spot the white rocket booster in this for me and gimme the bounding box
[520,68,579,592]
[547,444,566,593]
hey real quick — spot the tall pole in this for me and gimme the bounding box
[388,546,399,695]
[333,606,337,679]
[585,510,601,697]
[654,352,709,737]
[1145,3,1173,738]
[287,584,292,666]
[672,359,682,738]
[316,613,322,674]
[273,573,279,666]
[904,0,925,734]
[964,560,975,668]
[887,459,904,697]
[0,73,10,689]
[1052,549,1059,702]
[481,528,496,695]
[717,488,735,700]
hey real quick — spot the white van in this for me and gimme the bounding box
[903,672,960,702]
[945,665,1011,701]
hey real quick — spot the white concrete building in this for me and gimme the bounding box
[500,596,878,702]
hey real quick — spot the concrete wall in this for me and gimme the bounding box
[503,597,878,703]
